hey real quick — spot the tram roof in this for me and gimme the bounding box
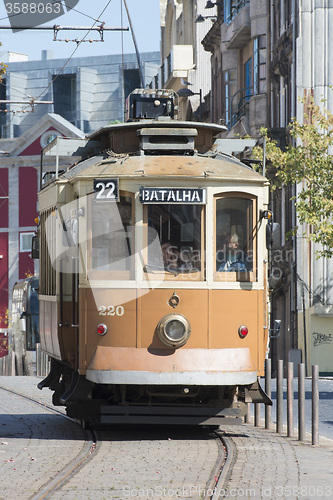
[88,120,228,141]
[59,151,266,185]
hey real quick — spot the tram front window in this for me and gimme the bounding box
[146,204,204,280]
[215,196,256,281]
[90,194,134,278]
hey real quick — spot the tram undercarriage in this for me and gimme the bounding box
[38,359,271,426]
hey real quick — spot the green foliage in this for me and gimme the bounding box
[252,97,333,258]
[0,44,7,81]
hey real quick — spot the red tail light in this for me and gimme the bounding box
[238,325,248,338]
[97,323,107,335]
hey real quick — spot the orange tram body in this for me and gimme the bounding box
[37,89,273,426]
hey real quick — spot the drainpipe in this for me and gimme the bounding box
[291,0,298,350]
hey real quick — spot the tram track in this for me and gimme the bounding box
[0,380,235,499]
[0,385,99,499]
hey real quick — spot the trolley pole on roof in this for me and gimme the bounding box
[122,0,144,88]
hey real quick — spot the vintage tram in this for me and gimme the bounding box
[36,89,273,425]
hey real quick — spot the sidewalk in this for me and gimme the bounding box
[1,376,332,499]
[216,423,333,499]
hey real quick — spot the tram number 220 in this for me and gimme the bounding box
[98,305,125,317]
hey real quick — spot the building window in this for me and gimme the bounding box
[52,74,77,124]
[124,69,141,101]
[244,57,252,101]
[20,232,35,252]
[253,36,267,95]
[224,0,247,25]
[224,70,236,129]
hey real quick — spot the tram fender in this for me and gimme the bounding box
[60,371,92,404]
[244,378,272,405]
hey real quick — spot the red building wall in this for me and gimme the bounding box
[0,169,8,329]
[19,167,38,280]
[19,167,38,227]
[0,233,8,329]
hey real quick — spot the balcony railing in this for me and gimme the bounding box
[228,87,253,130]
[225,0,249,25]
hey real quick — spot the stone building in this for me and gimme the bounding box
[158,0,333,375]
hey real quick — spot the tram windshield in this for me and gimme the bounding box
[215,196,256,281]
[90,194,134,278]
[146,204,204,280]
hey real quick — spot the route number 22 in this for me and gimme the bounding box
[94,178,119,201]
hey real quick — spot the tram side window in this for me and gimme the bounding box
[146,204,203,279]
[90,194,133,274]
[26,279,39,351]
[215,196,255,280]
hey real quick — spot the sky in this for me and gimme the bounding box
[0,0,161,61]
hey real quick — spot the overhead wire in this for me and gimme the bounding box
[1,0,115,130]
[34,0,114,101]
[0,0,102,24]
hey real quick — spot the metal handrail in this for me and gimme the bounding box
[225,0,249,25]
[228,87,253,129]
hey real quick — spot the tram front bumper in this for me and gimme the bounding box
[86,346,257,386]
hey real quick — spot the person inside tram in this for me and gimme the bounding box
[217,232,252,272]
[161,241,181,271]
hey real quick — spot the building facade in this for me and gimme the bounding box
[158,0,216,121]
[294,2,333,376]
[170,0,333,374]
[0,50,160,137]
[0,113,85,336]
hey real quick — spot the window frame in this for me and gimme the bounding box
[20,231,35,253]
[214,192,257,283]
[142,203,206,282]
[87,190,135,281]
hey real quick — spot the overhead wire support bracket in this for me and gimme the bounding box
[0,24,129,43]
[0,99,53,113]
[52,23,129,42]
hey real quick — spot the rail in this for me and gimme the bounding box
[228,87,253,130]
[225,0,249,25]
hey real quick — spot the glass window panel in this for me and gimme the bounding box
[259,50,266,64]
[215,197,255,280]
[259,80,267,94]
[146,204,203,279]
[259,65,266,79]
[90,194,133,275]
[20,232,35,252]
[259,35,266,49]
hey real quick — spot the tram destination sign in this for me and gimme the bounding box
[140,187,206,204]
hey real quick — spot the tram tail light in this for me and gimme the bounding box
[238,325,248,338]
[97,323,108,336]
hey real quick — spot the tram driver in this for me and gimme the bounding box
[217,232,252,272]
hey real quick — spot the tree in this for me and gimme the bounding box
[0,43,7,80]
[253,96,333,258]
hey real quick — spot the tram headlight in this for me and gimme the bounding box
[157,314,191,348]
